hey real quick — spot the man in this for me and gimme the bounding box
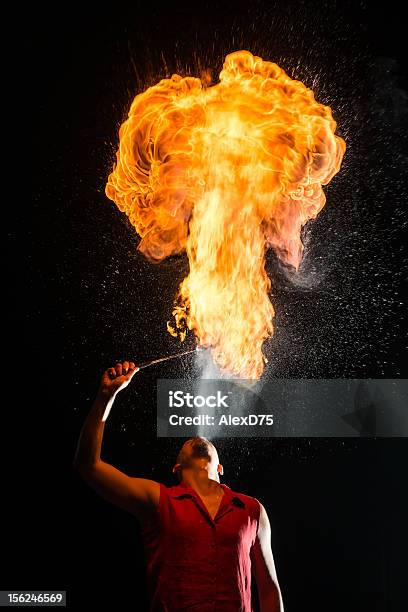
[73,359,284,611]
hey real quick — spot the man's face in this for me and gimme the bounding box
[175,437,223,479]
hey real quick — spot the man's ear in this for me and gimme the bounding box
[172,463,181,474]
[217,463,224,476]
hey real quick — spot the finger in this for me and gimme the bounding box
[126,367,139,379]
[107,367,116,379]
[129,362,136,370]
[122,360,130,374]
[115,363,123,376]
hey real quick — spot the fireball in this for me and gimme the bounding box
[106,51,346,378]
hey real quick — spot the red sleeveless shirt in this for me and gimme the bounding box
[141,481,261,611]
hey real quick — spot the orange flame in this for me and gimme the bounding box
[106,51,346,378]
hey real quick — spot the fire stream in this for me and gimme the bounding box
[106,51,346,379]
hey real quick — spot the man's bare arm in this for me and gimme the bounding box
[73,360,160,521]
[251,503,284,612]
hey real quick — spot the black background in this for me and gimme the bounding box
[8,0,408,610]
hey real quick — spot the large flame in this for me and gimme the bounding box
[106,51,346,378]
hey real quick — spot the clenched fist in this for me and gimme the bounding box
[98,360,139,400]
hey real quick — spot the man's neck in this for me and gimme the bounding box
[181,472,222,496]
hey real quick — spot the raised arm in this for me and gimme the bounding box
[251,503,284,612]
[73,360,160,524]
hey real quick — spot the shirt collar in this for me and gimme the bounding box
[170,481,245,508]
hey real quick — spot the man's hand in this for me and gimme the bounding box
[98,360,139,400]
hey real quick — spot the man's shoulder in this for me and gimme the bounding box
[222,484,261,509]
